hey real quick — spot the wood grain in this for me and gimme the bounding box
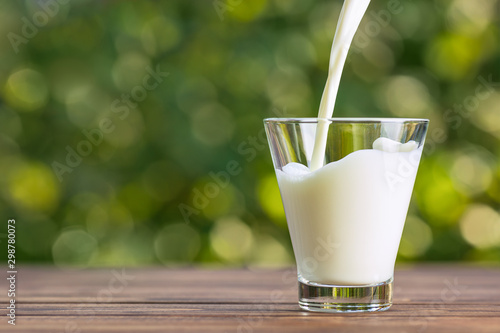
[1,264,499,333]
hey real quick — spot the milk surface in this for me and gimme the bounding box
[276,140,422,285]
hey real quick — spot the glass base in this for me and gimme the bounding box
[298,278,393,313]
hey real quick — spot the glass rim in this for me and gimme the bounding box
[264,117,429,124]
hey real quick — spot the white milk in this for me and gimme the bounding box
[310,0,372,171]
[276,140,422,285]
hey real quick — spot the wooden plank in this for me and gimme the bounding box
[1,265,499,333]
[3,265,499,303]
[5,316,500,333]
[9,302,500,317]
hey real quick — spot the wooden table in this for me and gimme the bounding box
[1,265,499,332]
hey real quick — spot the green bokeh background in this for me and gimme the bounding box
[0,0,499,267]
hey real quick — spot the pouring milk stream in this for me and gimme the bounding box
[310,0,371,171]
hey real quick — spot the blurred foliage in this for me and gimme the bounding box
[0,0,499,267]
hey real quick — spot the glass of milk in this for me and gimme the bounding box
[264,118,429,312]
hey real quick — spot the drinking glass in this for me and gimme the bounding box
[264,118,429,312]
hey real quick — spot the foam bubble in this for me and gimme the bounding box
[373,137,418,153]
[282,162,310,176]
